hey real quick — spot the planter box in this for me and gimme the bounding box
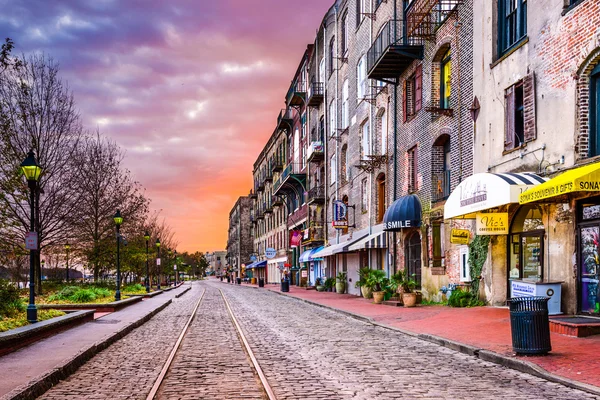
[38,296,142,313]
[0,310,94,357]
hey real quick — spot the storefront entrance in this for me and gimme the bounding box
[406,231,422,287]
[578,200,600,315]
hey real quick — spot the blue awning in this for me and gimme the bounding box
[383,194,422,231]
[299,246,325,263]
[246,260,267,269]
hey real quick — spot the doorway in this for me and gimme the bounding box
[405,231,422,287]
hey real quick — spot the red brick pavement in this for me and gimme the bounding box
[229,281,600,388]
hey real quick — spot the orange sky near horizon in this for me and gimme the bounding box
[2,1,332,253]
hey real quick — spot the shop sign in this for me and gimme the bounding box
[475,212,508,235]
[265,248,276,259]
[450,229,470,244]
[301,270,308,278]
[250,254,257,262]
[25,232,38,250]
[332,200,348,229]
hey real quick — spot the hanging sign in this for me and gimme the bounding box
[450,229,470,244]
[265,248,276,259]
[25,232,38,250]
[332,200,348,229]
[156,258,161,266]
[476,212,508,235]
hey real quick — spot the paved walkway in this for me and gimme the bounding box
[221,278,600,389]
[0,284,188,399]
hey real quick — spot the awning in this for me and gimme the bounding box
[348,232,388,251]
[246,260,266,269]
[299,246,325,263]
[311,234,368,258]
[444,172,546,219]
[383,194,422,231]
[519,162,600,204]
[267,256,287,265]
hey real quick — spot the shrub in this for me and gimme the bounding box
[69,289,97,303]
[123,283,145,292]
[447,288,484,307]
[47,286,80,302]
[0,279,23,318]
[92,287,111,298]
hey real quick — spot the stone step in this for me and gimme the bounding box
[549,316,600,337]
[382,300,403,307]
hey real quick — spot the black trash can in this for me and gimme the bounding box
[226,276,230,283]
[258,278,265,288]
[236,277,241,285]
[281,280,290,292]
[509,296,551,355]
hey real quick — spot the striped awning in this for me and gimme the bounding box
[299,246,324,263]
[246,260,267,269]
[348,232,387,251]
[444,172,547,219]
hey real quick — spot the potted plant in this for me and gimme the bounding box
[324,277,335,292]
[335,271,346,294]
[315,277,326,292]
[355,267,373,299]
[366,269,388,304]
[400,275,418,307]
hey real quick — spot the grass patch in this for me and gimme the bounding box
[39,286,114,304]
[0,309,66,333]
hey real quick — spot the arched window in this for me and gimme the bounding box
[432,134,451,201]
[329,37,335,76]
[440,48,451,109]
[590,64,600,157]
[509,206,544,282]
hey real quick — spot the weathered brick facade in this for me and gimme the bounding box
[226,196,253,278]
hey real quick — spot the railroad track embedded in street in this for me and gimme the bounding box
[146,285,276,400]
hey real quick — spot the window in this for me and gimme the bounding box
[498,0,527,55]
[329,37,335,76]
[356,0,365,28]
[504,74,536,151]
[357,55,367,99]
[340,144,348,183]
[403,65,422,121]
[440,50,451,109]
[342,79,349,128]
[361,121,370,159]
[361,178,368,213]
[376,174,386,223]
[330,153,337,184]
[319,58,325,83]
[590,64,600,157]
[329,100,336,138]
[408,146,418,192]
[509,206,544,282]
[432,135,451,201]
[341,12,348,54]
[379,110,387,155]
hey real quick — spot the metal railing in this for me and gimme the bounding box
[307,185,325,203]
[367,19,402,74]
[431,170,451,202]
[308,81,324,100]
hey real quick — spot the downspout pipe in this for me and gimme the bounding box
[392,0,399,273]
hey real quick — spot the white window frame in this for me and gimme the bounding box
[342,80,349,129]
[459,245,471,282]
[330,153,337,184]
[380,111,387,155]
[361,121,370,158]
[329,101,336,137]
[357,55,367,99]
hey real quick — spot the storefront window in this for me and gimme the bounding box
[509,206,544,282]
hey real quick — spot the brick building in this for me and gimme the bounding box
[226,196,253,280]
[205,251,227,277]
[453,0,600,314]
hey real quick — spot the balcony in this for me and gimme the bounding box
[265,169,273,183]
[276,108,294,132]
[307,81,324,107]
[272,159,284,173]
[273,163,307,197]
[264,201,273,214]
[302,223,325,245]
[249,190,257,199]
[367,19,424,81]
[431,170,451,202]
[272,195,283,207]
[256,210,265,220]
[406,0,462,40]
[257,180,265,192]
[307,185,325,204]
[307,141,324,163]
[286,80,306,107]
[288,204,308,227]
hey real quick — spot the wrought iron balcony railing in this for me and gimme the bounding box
[431,170,451,202]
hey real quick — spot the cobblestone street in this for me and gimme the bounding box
[32,280,599,399]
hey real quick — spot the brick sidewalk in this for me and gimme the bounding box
[229,280,600,389]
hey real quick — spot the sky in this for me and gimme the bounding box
[0,0,330,253]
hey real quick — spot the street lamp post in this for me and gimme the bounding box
[174,250,178,286]
[20,150,42,323]
[41,260,45,283]
[64,242,71,282]
[155,238,161,290]
[114,210,123,301]
[144,232,150,293]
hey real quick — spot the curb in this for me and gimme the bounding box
[175,286,191,298]
[243,285,600,397]
[1,299,173,400]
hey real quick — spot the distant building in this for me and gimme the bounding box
[205,251,227,276]
[226,196,253,279]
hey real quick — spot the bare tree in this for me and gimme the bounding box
[0,53,83,293]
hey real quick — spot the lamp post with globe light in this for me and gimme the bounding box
[144,232,150,293]
[114,210,123,301]
[155,238,161,290]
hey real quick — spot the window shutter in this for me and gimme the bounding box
[523,72,537,142]
[505,86,515,150]
[415,65,422,112]
[414,146,418,190]
[403,80,408,123]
